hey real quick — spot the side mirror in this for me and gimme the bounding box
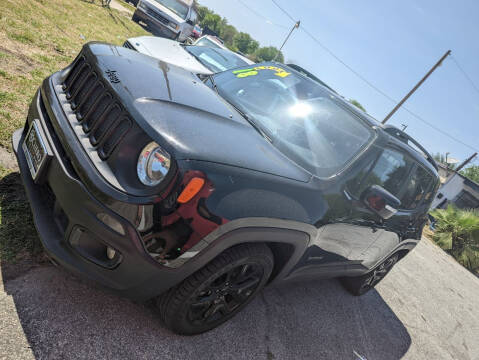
[186,19,194,25]
[361,185,401,220]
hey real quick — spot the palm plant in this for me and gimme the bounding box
[430,205,479,272]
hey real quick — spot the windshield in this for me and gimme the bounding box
[153,0,189,19]
[195,37,222,49]
[184,46,249,72]
[212,63,374,177]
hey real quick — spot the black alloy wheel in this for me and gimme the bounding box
[157,243,274,335]
[341,254,399,296]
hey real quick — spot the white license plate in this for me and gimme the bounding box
[22,120,51,181]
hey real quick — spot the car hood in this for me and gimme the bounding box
[128,36,213,75]
[86,43,310,182]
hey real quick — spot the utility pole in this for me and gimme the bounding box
[455,152,477,172]
[382,50,451,124]
[274,20,300,62]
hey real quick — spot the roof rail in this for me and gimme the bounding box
[383,125,438,171]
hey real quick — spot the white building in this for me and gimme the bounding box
[431,163,479,209]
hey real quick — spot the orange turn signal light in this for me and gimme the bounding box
[177,177,205,204]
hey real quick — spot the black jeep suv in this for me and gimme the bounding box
[13,42,439,335]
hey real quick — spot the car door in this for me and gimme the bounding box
[347,147,437,268]
[288,146,435,281]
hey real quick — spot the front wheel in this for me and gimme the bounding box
[157,243,274,335]
[341,254,398,296]
[132,13,140,23]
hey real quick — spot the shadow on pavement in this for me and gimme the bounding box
[2,262,411,360]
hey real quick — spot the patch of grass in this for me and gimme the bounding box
[8,31,36,44]
[118,0,137,13]
[0,0,148,151]
[0,0,149,262]
[0,166,41,263]
[0,70,10,79]
[0,91,16,106]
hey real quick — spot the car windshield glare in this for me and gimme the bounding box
[212,64,374,177]
[185,46,249,72]
[153,0,189,19]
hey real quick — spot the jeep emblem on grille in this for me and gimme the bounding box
[105,70,120,84]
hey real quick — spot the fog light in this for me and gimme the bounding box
[106,247,116,260]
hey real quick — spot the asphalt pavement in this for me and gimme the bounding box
[1,238,478,360]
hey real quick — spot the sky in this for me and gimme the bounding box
[198,0,479,165]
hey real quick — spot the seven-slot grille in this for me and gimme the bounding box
[62,56,131,160]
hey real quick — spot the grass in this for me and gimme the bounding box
[0,0,148,263]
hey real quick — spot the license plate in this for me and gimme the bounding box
[22,119,51,182]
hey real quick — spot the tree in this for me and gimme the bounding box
[233,32,258,54]
[196,5,210,23]
[220,24,237,45]
[349,99,366,112]
[254,46,284,63]
[201,13,222,34]
[460,165,479,184]
[430,205,479,273]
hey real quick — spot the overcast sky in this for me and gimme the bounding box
[199,0,479,164]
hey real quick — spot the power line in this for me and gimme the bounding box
[269,0,479,153]
[236,0,288,29]
[271,0,297,22]
[450,55,479,98]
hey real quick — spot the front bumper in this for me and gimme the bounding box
[134,8,179,39]
[11,86,184,301]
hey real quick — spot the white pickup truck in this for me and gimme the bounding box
[132,0,197,42]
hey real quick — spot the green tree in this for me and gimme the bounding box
[460,165,479,184]
[196,5,210,23]
[349,99,366,112]
[233,32,258,54]
[430,205,479,272]
[220,24,237,46]
[254,46,284,63]
[201,13,222,34]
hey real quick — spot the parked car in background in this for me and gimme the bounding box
[191,24,202,39]
[132,0,197,42]
[192,35,253,64]
[193,34,224,49]
[13,42,440,335]
[124,36,254,75]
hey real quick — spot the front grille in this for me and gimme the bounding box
[62,56,131,160]
[147,8,169,25]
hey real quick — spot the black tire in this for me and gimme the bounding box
[340,254,398,296]
[132,13,140,23]
[157,243,274,335]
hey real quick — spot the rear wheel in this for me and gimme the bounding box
[157,243,274,335]
[341,254,398,296]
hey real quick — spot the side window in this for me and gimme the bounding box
[353,147,436,210]
[400,165,435,209]
[359,148,413,199]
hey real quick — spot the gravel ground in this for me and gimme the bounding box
[1,238,478,360]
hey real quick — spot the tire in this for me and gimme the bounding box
[157,243,274,335]
[132,14,140,23]
[340,254,398,296]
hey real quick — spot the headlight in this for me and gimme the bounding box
[137,142,171,186]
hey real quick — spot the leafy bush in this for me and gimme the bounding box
[430,205,479,273]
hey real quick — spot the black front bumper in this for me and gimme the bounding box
[11,85,185,301]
